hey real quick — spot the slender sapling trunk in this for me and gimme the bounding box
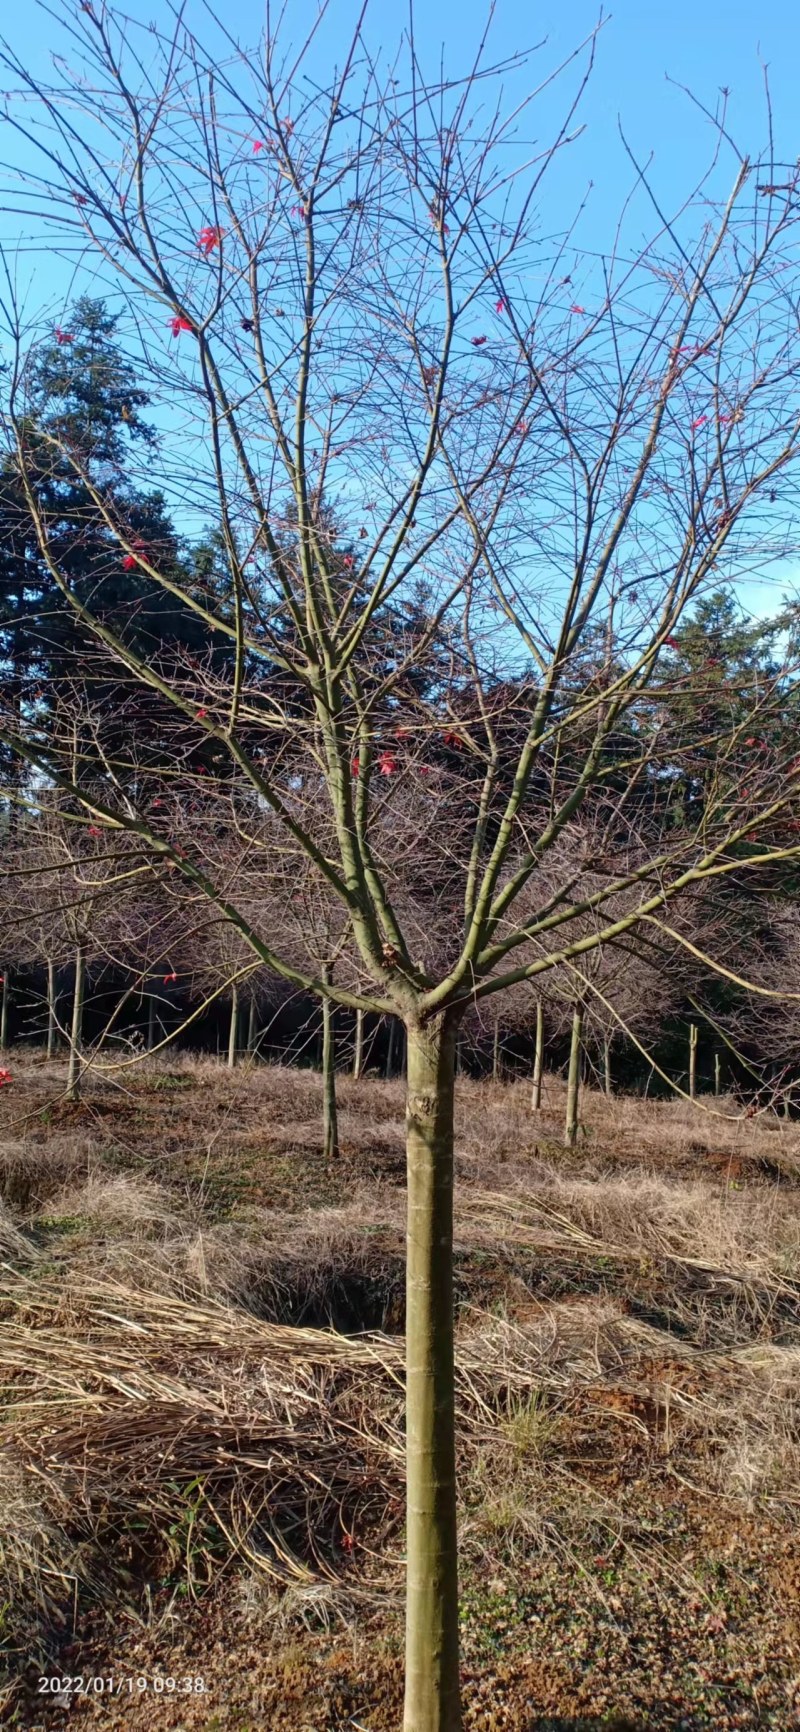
[353,1005,364,1079]
[689,1022,698,1100]
[565,1005,583,1149]
[403,1012,462,1732]
[227,982,239,1070]
[531,998,544,1111]
[66,944,85,1103]
[46,959,57,1057]
[321,964,339,1160]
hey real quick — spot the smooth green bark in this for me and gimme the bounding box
[403,1014,462,1732]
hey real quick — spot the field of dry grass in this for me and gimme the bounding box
[2,1050,800,1729]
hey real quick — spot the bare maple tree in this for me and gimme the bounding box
[2,8,800,1726]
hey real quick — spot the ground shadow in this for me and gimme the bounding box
[525,1720,697,1731]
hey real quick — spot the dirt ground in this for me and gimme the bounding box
[2,1050,800,1729]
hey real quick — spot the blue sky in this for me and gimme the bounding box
[1,0,798,617]
[4,0,798,248]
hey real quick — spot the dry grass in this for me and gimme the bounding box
[0,1197,35,1262]
[3,1050,800,1718]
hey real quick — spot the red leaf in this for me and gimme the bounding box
[495,299,507,314]
[169,316,193,337]
[691,416,707,431]
[514,419,530,436]
[196,708,208,720]
[343,554,354,568]
[665,636,680,650]
[290,204,307,220]
[0,1070,12,1087]
[340,1532,355,1552]
[443,730,463,748]
[378,752,397,776]
[152,798,163,808]
[569,304,586,315]
[351,757,360,776]
[471,335,487,347]
[163,972,178,984]
[122,554,137,570]
[54,327,74,345]
[198,225,224,255]
[252,139,264,153]
[88,826,102,838]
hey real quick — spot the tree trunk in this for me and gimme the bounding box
[247,996,258,1056]
[492,1020,500,1081]
[531,999,544,1110]
[603,1035,612,1098]
[565,1005,583,1149]
[46,959,57,1057]
[353,1006,364,1080]
[227,982,239,1070]
[321,964,339,1160]
[146,991,157,1052]
[66,944,85,1102]
[386,1016,397,1079]
[689,1022,698,1100]
[0,968,9,1052]
[404,1013,462,1732]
